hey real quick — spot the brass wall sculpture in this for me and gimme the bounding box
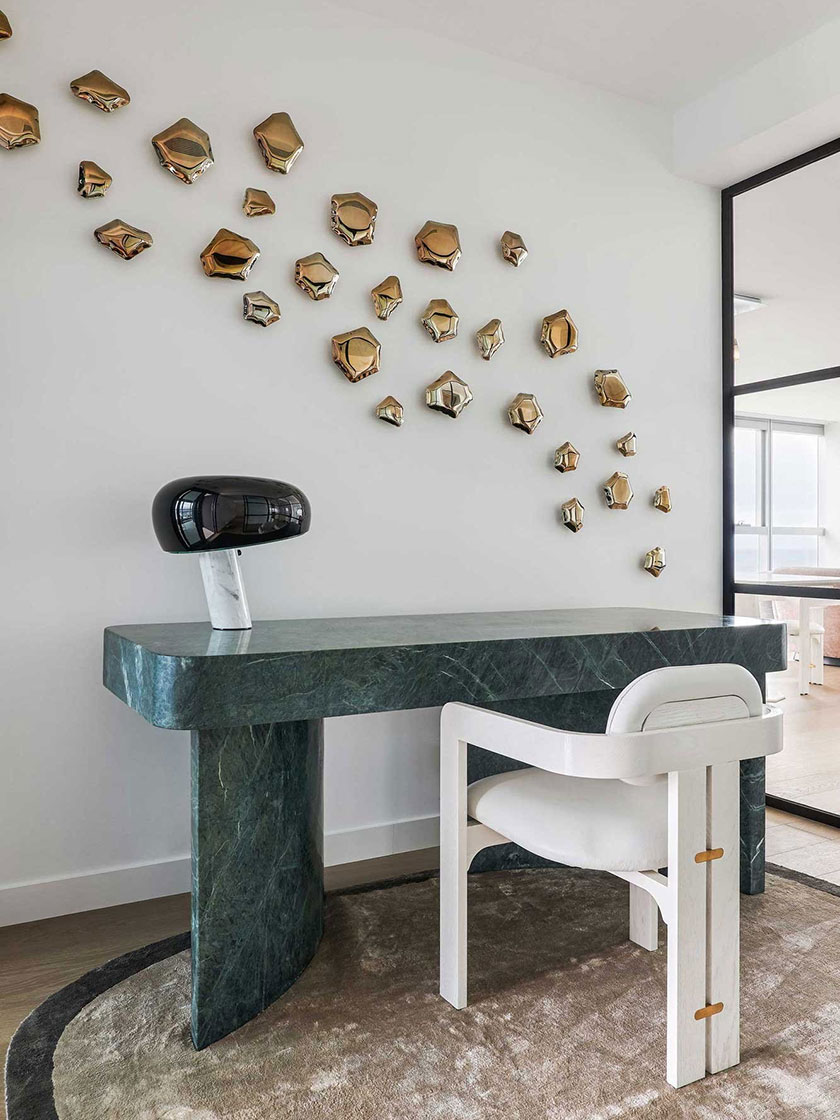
[554,442,579,473]
[603,471,633,509]
[371,275,402,320]
[421,299,459,343]
[200,229,260,280]
[653,486,672,513]
[476,318,504,360]
[616,431,636,457]
[0,93,40,149]
[152,118,213,184]
[0,11,11,39]
[644,546,667,577]
[294,252,339,300]
[253,112,304,173]
[415,221,461,270]
[94,219,153,260]
[501,231,527,266]
[594,369,631,408]
[243,291,280,327]
[426,372,472,418]
[508,393,543,434]
[69,70,130,112]
[375,396,404,427]
[78,160,111,198]
[332,326,381,382]
[243,188,275,217]
[540,309,577,357]
[561,498,585,532]
[331,193,378,246]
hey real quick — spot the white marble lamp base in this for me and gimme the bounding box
[199,550,252,630]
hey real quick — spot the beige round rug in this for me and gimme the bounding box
[39,869,840,1118]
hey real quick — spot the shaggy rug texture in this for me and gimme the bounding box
[16,867,840,1119]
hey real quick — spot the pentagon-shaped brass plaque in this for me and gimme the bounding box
[371,275,402,320]
[415,221,461,270]
[78,160,112,198]
[94,219,152,260]
[540,309,577,357]
[332,327,381,383]
[331,192,377,246]
[476,318,504,361]
[653,486,672,513]
[0,11,12,39]
[501,230,527,266]
[421,299,459,343]
[426,372,473,418]
[0,93,40,149]
[152,118,213,184]
[644,546,666,577]
[561,498,585,533]
[376,396,404,427]
[253,112,304,173]
[554,442,579,473]
[69,70,130,112]
[243,187,275,217]
[604,471,633,509]
[508,393,543,435]
[616,431,636,457]
[243,291,280,327]
[594,369,631,408]
[200,229,259,280]
[295,252,338,300]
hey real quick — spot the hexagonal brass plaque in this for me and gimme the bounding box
[604,471,633,509]
[0,11,12,39]
[70,70,130,112]
[376,396,404,427]
[501,230,527,266]
[508,393,543,434]
[476,318,504,361]
[200,229,260,280]
[295,252,339,300]
[594,370,631,408]
[415,221,461,270]
[371,275,402,320]
[540,310,577,358]
[554,442,579,473]
[331,192,377,246]
[0,93,40,149]
[243,188,275,217]
[243,291,280,327]
[253,112,304,173]
[421,299,459,343]
[426,373,473,418]
[152,118,213,184]
[644,546,667,577]
[561,498,585,533]
[654,486,672,513]
[78,160,111,198]
[616,431,636,457]
[94,219,152,260]
[332,326,381,383]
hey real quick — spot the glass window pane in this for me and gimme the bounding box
[771,534,820,569]
[771,429,819,526]
[735,533,768,580]
[734,426,763,526]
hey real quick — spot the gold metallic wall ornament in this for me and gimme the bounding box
[69,70,130,112]
[476,318,504,360]
[594,369,631,408]
[332,326,381,382]
[653,486,672,513]
[243,291,280,327]
[508,393,543,434]
[375,396,404,427]
[616,431,636,457]
[644,546,667,577]
[415,221,461,270]
[200,229,260,280]
[78,160,112,198]
[371,275,402,320]
[152,118,213,184]
[94,219,153,260]
[554,442,579,473]
[500,230,527,266]
[253,112,304,173]
[0,93,40,149]
[540,309,578,357]
[243,187,275,217]
[425,372,473,418]
[603,471,633,509]
[0,11,12,39]
[331,192,377,246]
[561,498,585,532]
[294,252,339,300]
[421,299,459,343]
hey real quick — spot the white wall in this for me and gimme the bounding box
[0,0,720,923]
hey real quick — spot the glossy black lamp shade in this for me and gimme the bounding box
[152,476,311,554]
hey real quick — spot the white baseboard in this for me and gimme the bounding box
[0,815,440,927]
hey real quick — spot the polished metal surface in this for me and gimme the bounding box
[371,275,402,320]
[253,112,304,173]
[152,118,213,184]
[69,70,130,112]
[554,442,579,473]
[94,219,153,260]
[616,431,636,457]
[425,372,473,418]
[78,160,112,198]
[653,486,672,514]
[0,11,12,39]
[508,393,543,434]
[243,291,281,327]
[476,318,504,360]
[243,187,275,217]
[375,396,404,427]
[421,299,459,343]
[603,471,633,509]
[561,498,585,532]
[331,192,377,246]
[644,546,667,578]
[200,229,260,280]
[500,230,527,266]
[415,221,461,270]
[594,369,631,408]
[294,252,339,300]
[332,326,381,382]
[0,93,40,149]
[540,309,577,358]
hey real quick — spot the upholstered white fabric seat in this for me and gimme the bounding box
[467,770,667,872]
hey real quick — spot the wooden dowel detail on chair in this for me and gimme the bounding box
[694,1002,724,1021]
[694,847,724,863]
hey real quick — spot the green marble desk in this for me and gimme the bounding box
[103,607,786,1049]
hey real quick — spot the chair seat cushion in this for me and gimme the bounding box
[467,768,668,872]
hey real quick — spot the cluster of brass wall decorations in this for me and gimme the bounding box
[603,471,633,509]
[653,486,672,513]
[152,118,213,184]
[253,112,304,173]
[0,10,11,39]
[594,369,631,408]
[70,70,130,112]
[0,93,40,148]
[200,229,259,280]
[295,252,338,300]
[501,231,527,266]
[644,547,666,577]
[421,299,459,343]
[375,396,404,427]
[331,192,377,246]
[476,318,504,360]
[561,498,585,532]
[554,442,579,473]
[94,219,153,260]
[540,310,577,357]
[508,393,543,434]
[371,275,402,320]
[415,221,461,270]
[332,326,381,382]
[242,187,275,217]
[426,372,472,418]
[78,160,111,198]
[616,431,636,457]
[243,291,280,327]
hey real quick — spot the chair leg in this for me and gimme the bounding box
[812,634,824,686]
[706,762,740,1075]
[629,883,659,951]
[440,734,468,1009]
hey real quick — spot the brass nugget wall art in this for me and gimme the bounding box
[540,309,577,357]
[294,252,339,300]
[69,70,130,112]
[243,291,280,327]
[426,373,472,418]
[376,396,404,427]
[476,318,504,360]
[94,219,152,260]
[603,471,633,509]
[421,299,459,343]
[554,442,579,473]
[243,188,275,217]
[332,327,381,382]
[78,161,111,198]
[653,486,672,513]
[152,118,214,184]
[0,11,12,39]
[594,369,631,408]
[616,432,636,457]
[500,231,527,266]
[253,112,304,173]
[644,547,666,577]
[508,393,543,434]
[415,221,461,270]
[331,193,377,246]
[561,498,585,532]
[0,93,40,149]
[200,229,260,280]
[371,276,402,320]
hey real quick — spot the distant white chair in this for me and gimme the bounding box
[439,664,782,1089]
[756,596,824,686]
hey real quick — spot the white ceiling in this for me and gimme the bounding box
[347,0,840,107]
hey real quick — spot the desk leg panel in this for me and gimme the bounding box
[190,719,324,1050]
